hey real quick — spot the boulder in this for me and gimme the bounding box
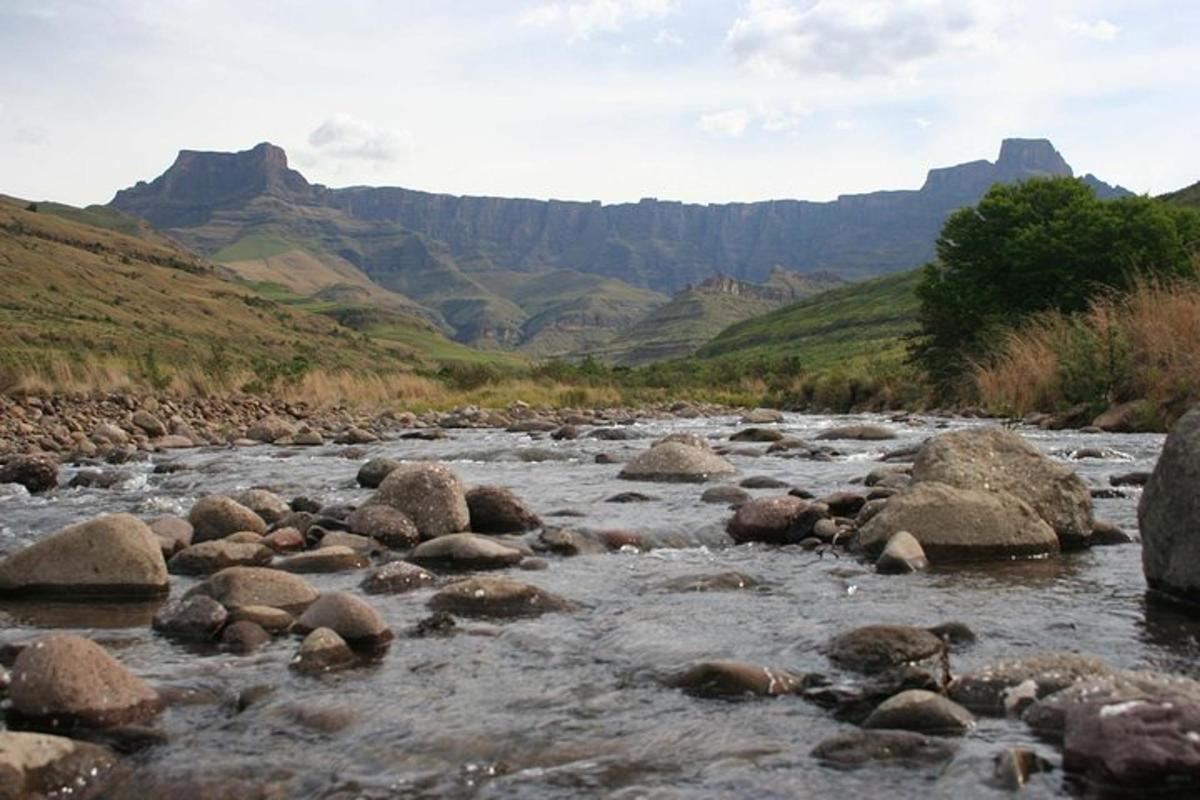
[730,427,784,443]
[152,595,228,640]
[246,415,294,443]
[1025,669,1200,743]
[726,496,823,545]
[654,432,712,451]
[742,408,784,424]
[295,592,392,649]
[262,527,305,553]
[618,442,736,483]
[536,527,608,557]
[0,731,119,800]
[811,730,958,767]
[221,620,271,654]
[232,489,289,525]
[291,628,355,675]
[826,625,944,674]
[408,533,524,570]
[228,605,294,634]
[669,660,808,698]
[0,513,168,598]
[862,689,975,734]
[875,531,929,574]
[739,476,790,489]
[466,485,541,533]
[275,546,368,573]
[147,515,193,556]
[357,457,402,489]
[370,462,470,538]
[816,424,897,441]
[912,426,1093,549]
[1140,408,1200,604]
[1063,699,1200,792]
[0,454,58,493]
[8,635,162,729]
[168,540,273,575]
[346,505,419,549]
[361,562,437,595]
[701,486,750,505]
[187,496,267,543]
[948,652,1112,715]
[856,482,1060,561]
[334,426,377,445]
[429,576,572,618]
[131,410,167,437]
[187,566,318,614]
[991,747,1054,791]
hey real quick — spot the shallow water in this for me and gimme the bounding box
[1,412,1196,798]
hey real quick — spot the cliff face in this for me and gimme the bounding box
[110,138,1129,295]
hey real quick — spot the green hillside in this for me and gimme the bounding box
[694,270,922,371]
[1162,180,1200,209]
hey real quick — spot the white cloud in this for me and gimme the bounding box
[699,108,751,137]
[522,0,680,42]
[726,0,1002,78]
[700,104,812,136]
[653,28,683,46]
[1060,17,1119,42]
[915,117,933,128]
[306,113,411,163]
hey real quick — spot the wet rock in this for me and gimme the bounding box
[1063,698,1200,792]
[356,457,401,489]
[168,540,273,575]
[1140,408,1200,605]
[730,427,784,443]
[152,596,228,640]
[291,628,355,674]
[862,689,975,734]
[466,485,541,533]
[187,496,267,543]
[291,429,324,446]
[816,424,897,441]
[429,576,573,618]
[261,527,305,553]
[232,489,289,525]
[856,482,1060,562]
[670,661,809,698]
[361,561,437,594]
[660,572,758,592]
[221,620,271,653]
[275,546,369,574]
[742,408,784,424]
[590,427,640,441]
[597,529,645,551]
[1089,519,1134,546]
[1024,669,1200,742]
[316,530,376,554]
[726,496,823,545]
[412,611,458,637]
[875,531,929,574]
[8,635,162,730]
[654,432,712,451]
[228,604,294,634]
[991,747,1053,790]
[766,436,809,453]
[187,566,318,614]
[295,591,392,650]
[0,513,168,598]
[811,730,958,767]
[68,469,132,489]
[826,625,944,674]
[246,415,294,443]
[948,651,1113,715]
[739,476,790,489]
[618,442,736,483]
[536,527,607,556]
[926,621,976,645]
[370,462,470,538]
[519,556,548,570]
[1110,470,1151,487]
[290,496,323,513]
[0,731,120,800]
[701,486,750,504]
[346,505,419,549]
[551,425,579,440]
[606,491,655,503]
[400,428,448,441]
[408,533,525,570]
[821,491,866,517]
[594,453,619,464]
[912,426,1094,549]
[334,426,377,444]
[0,454,59,493]
[147,515,193,557]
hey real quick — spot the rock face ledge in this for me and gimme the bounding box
[1140,407,1200,605]
[0,513,169,597]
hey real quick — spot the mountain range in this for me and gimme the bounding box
[106,137,1129,360]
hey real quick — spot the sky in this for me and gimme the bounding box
[1,0,1196,207]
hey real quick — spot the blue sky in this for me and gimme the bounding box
[1,0,1196,206]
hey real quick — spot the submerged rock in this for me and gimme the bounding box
[152,595,228,641]
[1140,407,1200,605]
[811,730,957,767]
[0,513,168,598]
[291,628,355,675]
[825,625,944,674]
[618,442,736,483]
[660,572,758,592]
[408,533,524,570]
[948,651,1112,715]
[726,496,824,545]
[670,660,810,698]
[295,592,392,650]
[429,576,572,618]
[862,689,975,735]
[361,561,437,595]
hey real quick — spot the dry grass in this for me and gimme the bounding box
[975,276,1200,421]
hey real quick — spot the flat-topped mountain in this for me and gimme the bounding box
[108,138,1128,356]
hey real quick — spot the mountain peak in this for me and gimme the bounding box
[995,138,1073,179]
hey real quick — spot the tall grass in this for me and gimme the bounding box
[975,275,1200,425]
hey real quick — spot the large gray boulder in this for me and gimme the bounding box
[1140,407,1200,605]
[857,482,1059,562]
[618,442,736,483]
[369,462,469,539]
[0,513,168,597]
[912,426,1093,549]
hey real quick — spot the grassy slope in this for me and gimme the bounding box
[693,270,922,371]
[1162,180,1200,209]
[0,196,520,378]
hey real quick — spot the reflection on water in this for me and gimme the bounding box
[0,412,1178,798]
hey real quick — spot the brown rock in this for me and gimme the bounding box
[346,505,419,549]
[187,495,267,543]
[408,533,524,570]
[370,462,470,538]
[168,540,273,575]
[187,566,318,614]
[0,731,119,800]
[295,592,392,649]
[466,485,542,533]
[275,546,369,574]
[429,576,572,618]
[291,628,355,674]
[361,561,437,595]
[726,496,823,545]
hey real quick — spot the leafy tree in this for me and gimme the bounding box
[911,177,1200,392]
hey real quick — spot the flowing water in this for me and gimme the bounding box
[2,412,1197,798]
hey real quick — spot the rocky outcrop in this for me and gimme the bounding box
[1140,407,1200,605]
[0,513,168,597]
[912,427,1093,549]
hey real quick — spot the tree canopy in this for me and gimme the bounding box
[911,177,1200,390]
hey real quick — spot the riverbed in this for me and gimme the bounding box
[1,412,1194,798]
